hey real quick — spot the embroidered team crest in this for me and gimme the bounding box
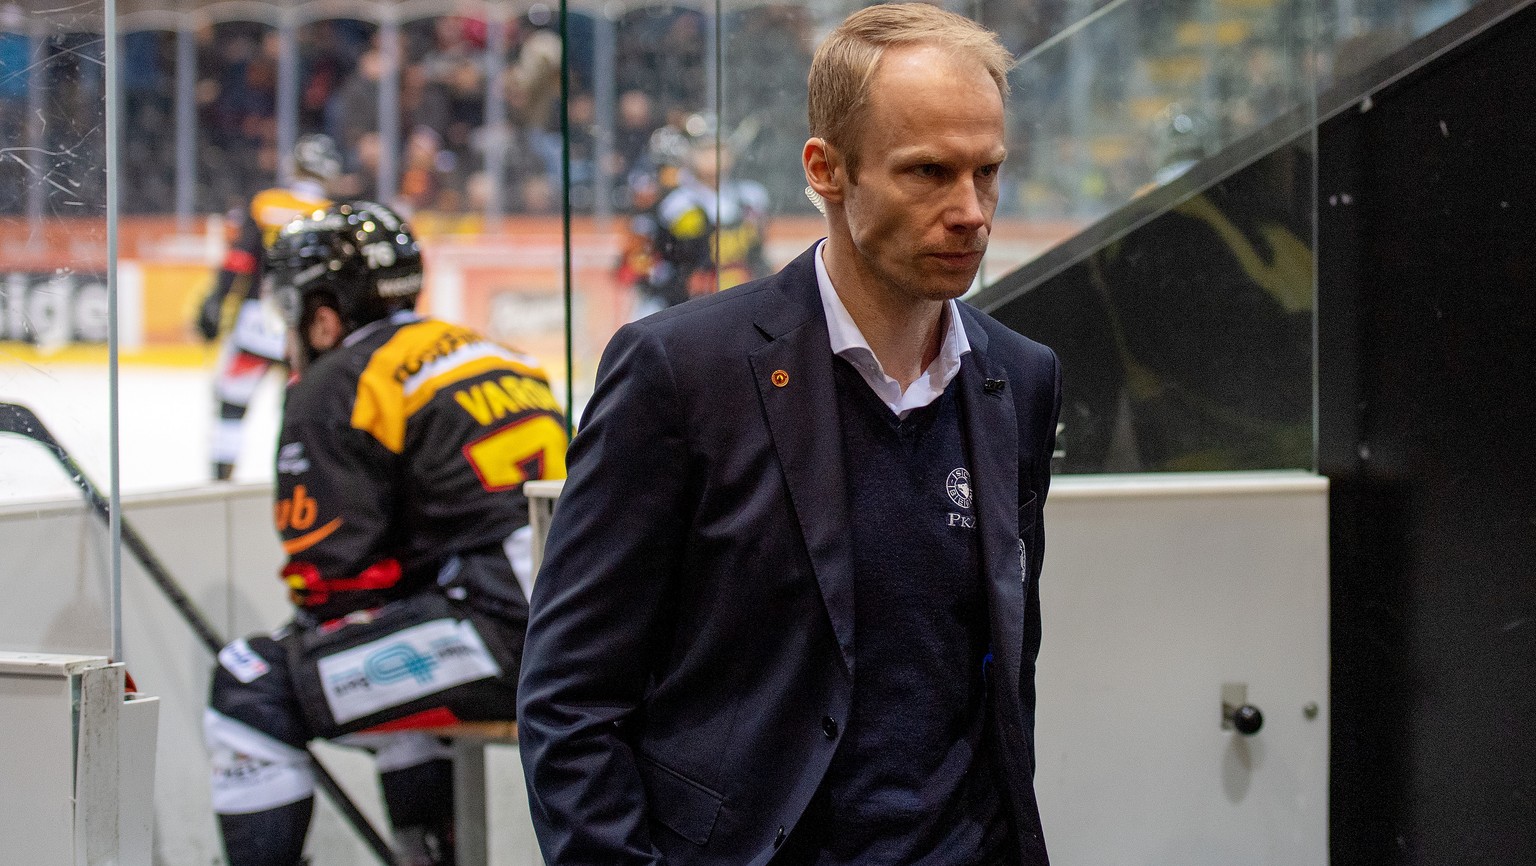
[946,468,972,509]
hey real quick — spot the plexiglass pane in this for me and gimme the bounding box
[1318,0,1486,85]
[570,0,1321,477]
[565,2,831,417]
[988,0,1318,263]
[0,0,115,656]
[12,0,1482,511]
[973,0,1320,474]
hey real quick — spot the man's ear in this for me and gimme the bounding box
[803,137,845,206]
[306,305,345,354]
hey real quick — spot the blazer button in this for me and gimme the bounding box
[821,716,839,739]
[773,826,786,849]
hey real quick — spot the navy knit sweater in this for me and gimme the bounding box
[788,358,1008,865]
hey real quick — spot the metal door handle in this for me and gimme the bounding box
[1221,683,1264,735]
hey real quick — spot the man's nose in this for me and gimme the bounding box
[946,177,989,231]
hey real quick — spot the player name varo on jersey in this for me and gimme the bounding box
[317,618,500,723]
[946,466,975,529]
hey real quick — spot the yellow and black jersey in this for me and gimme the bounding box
[218,180,332,301]
[274,312,568,620]
[643,175,771,307]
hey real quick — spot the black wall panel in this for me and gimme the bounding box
[1319,4,1536,862]
[989,149,1316,474]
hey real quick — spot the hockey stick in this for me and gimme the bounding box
[0,400,396,866]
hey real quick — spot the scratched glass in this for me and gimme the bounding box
[0,0,119,659]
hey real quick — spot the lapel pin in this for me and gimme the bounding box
[983,378,1006,395]
[771,369,790,388]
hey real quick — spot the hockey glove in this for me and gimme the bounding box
[196,294,223,341]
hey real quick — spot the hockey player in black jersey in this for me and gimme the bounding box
[204,201,567,866]
[630,114,771,316]
[196,133,342,481]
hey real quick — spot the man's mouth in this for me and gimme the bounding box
[931,249,985,266]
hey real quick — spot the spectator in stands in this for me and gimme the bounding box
[298,21,365,136]
[564,91,600,212]
[328,44,383,178]
[397,124,449,214]
[120,31,175,212]
[652,11,706,118]
[612,89,660,191]
[418,14,485,184]
[498,74,549,212]
[506,10,563,209]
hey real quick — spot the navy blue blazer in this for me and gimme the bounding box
[519,244,1061,865]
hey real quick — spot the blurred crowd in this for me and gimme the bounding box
[102,4,816,222]
[1,0,1436,225]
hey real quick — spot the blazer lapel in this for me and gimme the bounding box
[957,309,1050,860]
[750,248,856,675]
[954,309,1024,695]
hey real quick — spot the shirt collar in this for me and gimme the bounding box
[813,239,971,416]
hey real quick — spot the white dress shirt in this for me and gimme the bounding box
[814,240,971,419]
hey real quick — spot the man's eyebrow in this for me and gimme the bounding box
[890,148,944,164]
[893,146,1010,165]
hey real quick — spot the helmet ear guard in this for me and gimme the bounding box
[264,201,423,337]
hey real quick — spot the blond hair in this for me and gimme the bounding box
[807,3,1014,178]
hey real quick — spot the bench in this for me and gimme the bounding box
[424,481,560,865]
[418,721,524,866]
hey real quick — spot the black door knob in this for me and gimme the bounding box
[1231,704,1264,735]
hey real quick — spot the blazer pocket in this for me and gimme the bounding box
[637,753,724,846]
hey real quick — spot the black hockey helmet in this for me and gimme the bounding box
[264,200,423,333]
[292,133,343,181]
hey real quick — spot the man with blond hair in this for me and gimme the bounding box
[519,4,1059,864]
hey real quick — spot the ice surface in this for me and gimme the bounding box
[0,361,283,504]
